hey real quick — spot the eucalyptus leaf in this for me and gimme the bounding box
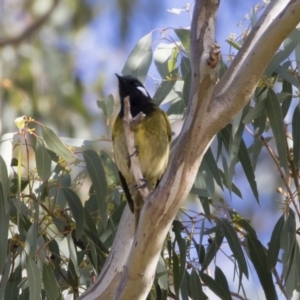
[247,234,278,300]
[83,150,108,228]
[63,187,85,240]
[35,138,52,181]
[292,105,300,166]
[41,125,78,163]
[26,256,42,300]
[43,263,60,300]
[266,89,288,172]
[122,32,152,83]
[267,214,284,271]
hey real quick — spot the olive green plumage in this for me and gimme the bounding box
[112,74,171,229]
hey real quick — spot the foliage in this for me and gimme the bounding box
[1,2,300,300]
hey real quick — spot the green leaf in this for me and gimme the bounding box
[67,232,79,276]
[190,269,204,300]
[203,148,223,189]
[243,99,266,124]
[63,187,85,240]
[153,79,176,106]
[292,105,300,166]
[168,46,179,73]
[0,155,9,213]
[247,234,278,300]
[265,37,298,76]
[267,214,284,271]
[199,197,210,218]
[97,94,114,118]
[200,272,231,300]
[83,150,108,228]
[219,219,248,279]
[219,168,243,199]
[174,29,190,54]
[25,223,38,255]
[200,227,224,272]
[225,39,241,50]
[229,210,257,238]
[26,256,42,300]
[157,256,168,291]
[122,32,152,84]
[0,253,11,299]
[154,43,174,78]
[4,265,22,299]
[266,89,288,172]
[172,221,187,292]
[35,138,52,181]
[214,266,231,299]
[41,125,78,163]
[0,184,9,275]
[42,263,60,300]
[281,79,292,118]
[276,64,299,88]
[238,139,259,202]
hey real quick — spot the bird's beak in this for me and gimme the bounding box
[115,73,123,81]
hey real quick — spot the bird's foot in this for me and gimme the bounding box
[134,178,148,189]
[127,145,139,159]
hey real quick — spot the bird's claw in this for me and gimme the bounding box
[127,146,139,159]
[134,178,147,189]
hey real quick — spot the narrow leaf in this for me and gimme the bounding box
[190,269,204,300]
[43,263,60,300]
[200,227,224,272]
[292,105,300,166]
[122,32,152,84]
[200,272,231,300]
[153,79,176,106]
[266,89,288,172]
[238,139,259,202]
[203,148,223,189]
[63,187,85,240]
[219,219,248,279]
[67,232,79,276]
[281,79,292,118]
[174,29,190,54]
[267,214,284,271]
[41,125,78,163]
[247,234,278,300]
[83,150,108,228]
[26,256,42,300]
[0,185,9,274]
[0,155,9,213]
[215,266,231,299]
[35,138,52,180]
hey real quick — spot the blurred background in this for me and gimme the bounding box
[1,0,287,298]
[0,0,260,138]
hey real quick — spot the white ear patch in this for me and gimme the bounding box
[137,86,149,97]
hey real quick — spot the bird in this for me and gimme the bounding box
[112,74,171,230]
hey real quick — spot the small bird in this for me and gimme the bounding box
[112,74,171,229]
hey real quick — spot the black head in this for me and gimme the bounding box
[115,74,156,118]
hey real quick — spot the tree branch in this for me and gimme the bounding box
[122,96,149,199]
[113,1,300,299]
[79,1,300,299]
[0,0,60,47]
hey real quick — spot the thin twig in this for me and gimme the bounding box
[122,96,149,200]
